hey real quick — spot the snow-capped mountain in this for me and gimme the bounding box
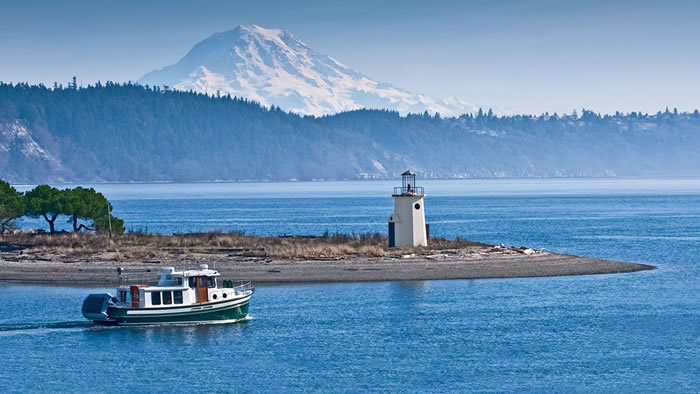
[139,25,478,117]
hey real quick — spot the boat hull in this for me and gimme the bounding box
[96,295,251,326]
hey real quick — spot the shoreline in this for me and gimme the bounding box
[0,233,654,286]
[0,251,654,287]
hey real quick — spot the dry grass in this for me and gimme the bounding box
[1,231,490,260]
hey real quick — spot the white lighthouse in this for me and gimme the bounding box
[388,170,428,248]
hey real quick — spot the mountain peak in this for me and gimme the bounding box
[139,25,477,116]
[238,24,285,37]
[212,24,289,43]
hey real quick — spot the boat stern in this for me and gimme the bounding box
[81,293,115,322]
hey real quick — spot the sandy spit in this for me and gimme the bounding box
[0,250,654,286]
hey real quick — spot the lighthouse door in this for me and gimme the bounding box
[196,276,209,303]
[388,222,395,248]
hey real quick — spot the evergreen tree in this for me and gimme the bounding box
[0,179,25,234]
[24,185,65,233]
[94,213,125,235]
[63,187,112,232]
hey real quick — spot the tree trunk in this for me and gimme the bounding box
[43,213,58,233]
[73,215,78,232]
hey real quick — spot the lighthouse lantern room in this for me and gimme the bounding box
[388,170,428,248]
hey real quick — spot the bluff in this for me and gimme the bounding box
[1,82,699,183]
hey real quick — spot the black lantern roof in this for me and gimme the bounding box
[393,170,423,196]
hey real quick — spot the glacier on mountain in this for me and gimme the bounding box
[139,25,478,117]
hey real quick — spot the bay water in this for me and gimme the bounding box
[2,178,699,391]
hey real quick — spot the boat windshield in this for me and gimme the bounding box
[185,275,217,288]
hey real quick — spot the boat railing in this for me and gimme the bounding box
[117,271,159,286]
[223,280,253,294]
[156,279,186,287]
[117,278,186,288]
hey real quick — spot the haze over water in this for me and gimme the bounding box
[3,178,700,391]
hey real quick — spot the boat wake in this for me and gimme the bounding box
[0,321,93,333]
[0,316,253,334]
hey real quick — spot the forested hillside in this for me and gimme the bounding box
[1,82,699,183]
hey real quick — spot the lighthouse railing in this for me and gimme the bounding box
[393,186,424,195]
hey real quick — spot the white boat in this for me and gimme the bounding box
[82,264,253,325]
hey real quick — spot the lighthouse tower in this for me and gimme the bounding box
[388,171,428,248]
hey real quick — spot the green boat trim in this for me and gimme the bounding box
[100,298,251,325]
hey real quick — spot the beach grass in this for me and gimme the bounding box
[1,231,489,260]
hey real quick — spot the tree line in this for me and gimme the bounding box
[0,179,125,235]
[1,81,699,183]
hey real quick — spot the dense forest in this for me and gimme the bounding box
[1,81,699,183]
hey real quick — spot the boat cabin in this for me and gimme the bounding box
[115,264,241,309]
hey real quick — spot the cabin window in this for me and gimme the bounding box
[119,290,127,303]
[163,291,172,305]
[189,277,196,288]
[199,277,207,288]
[175,277,183,286]
[208,277,216,288]
[151,291,161,306]
[174,291,183,304]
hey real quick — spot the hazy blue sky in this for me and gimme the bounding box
[1,0,698,114]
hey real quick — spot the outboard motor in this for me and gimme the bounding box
[81,294,114,322]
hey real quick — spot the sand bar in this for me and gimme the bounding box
[0,235,653,285]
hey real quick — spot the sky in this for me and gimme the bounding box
[1,0,698,114]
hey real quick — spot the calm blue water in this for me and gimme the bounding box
[3,179,699,392]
